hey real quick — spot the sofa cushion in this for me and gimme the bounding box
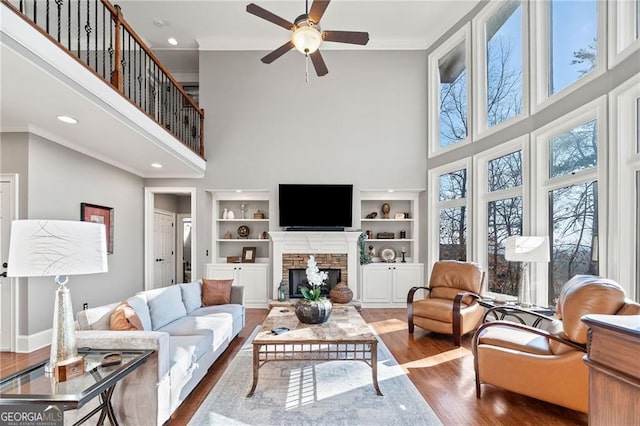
[110,301,143,331]
[478,325,552,356]
[159,315,233,351]
[126,295,152,331]
[146,286,187,330]
[179,280,202,314]
[169,334,213,379]
[202,279,233,306]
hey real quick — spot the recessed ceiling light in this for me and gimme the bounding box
[153,19,166,27]
[151,163,163,168]
[57,115,78,124]
[168,37,178,46]
[388,189,394,193]
[235,189,242,193]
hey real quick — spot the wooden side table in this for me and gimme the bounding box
[582,314,640,425]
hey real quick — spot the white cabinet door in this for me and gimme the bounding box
[236,264,269,306]
[205,264,268,308]
[392,264,424,303]
[361,265,392,304]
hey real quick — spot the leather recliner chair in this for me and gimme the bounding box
[407,260,485,346]
[473,275,640,413]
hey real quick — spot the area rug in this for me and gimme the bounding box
[188,327,442,426]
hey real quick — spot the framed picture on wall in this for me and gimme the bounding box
[183,85,199,107]
[81,203,114,254]
[242,247,256,263]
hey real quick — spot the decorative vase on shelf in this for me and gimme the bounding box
[329,282,353,304]
[294,298,333,324]
[227,210,235,219]
[222,208,228,219]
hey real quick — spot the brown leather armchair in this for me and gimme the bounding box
[473,275,640,413]
[407,260,485,346]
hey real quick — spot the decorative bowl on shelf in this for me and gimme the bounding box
[380,247,396,263]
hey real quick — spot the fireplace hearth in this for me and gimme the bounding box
[289,268,342,298]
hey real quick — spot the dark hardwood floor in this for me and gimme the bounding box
[0,308,588,426]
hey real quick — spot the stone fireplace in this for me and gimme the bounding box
[283,253,347,298]
[270,231,361,301]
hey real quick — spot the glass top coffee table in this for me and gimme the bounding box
[0,348,153,425]
[248,305,382,397]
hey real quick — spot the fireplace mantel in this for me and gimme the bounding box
[270,231,361,301]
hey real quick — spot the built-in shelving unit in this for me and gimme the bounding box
[209,190,270,263]
[359,189,425,307]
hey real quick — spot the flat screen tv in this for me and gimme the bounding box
[279,184,353,230]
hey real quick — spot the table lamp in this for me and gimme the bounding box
[504,236,550,307]
[7,220,108,373]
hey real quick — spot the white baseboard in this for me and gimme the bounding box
[16,328,51,353]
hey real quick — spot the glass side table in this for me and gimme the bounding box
[0,348,153,426]
[479,299,556,327]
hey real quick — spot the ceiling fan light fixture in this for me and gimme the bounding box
[291,21,322,54]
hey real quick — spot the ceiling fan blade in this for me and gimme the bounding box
[308,0,331,24]
[310,50,329,77]
[323,30,369,45]
[246,3,294,30]
[261,41,295,64]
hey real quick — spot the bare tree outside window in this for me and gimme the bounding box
[439,42,468,148]
[486,151,523,295]
[438,169,467,260]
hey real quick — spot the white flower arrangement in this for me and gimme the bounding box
[302,255,328,301]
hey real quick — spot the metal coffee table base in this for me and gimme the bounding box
[248,341,382,397]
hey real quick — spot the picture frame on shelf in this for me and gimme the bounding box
[242,247,256,263]
[80,202,114,254]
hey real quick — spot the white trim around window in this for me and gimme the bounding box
[427,158,473,274]
[473,136,529,294]
[428,24,472,158]
[530,0,608,114]
[532,96,608,304]
[608,0,640,67]
[472,0,529,140]
[609,74,640,299]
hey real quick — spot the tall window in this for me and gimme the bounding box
[438,169,468,260]
[486,151,523,295]
[439,42,468,147]
[546,120,599,303]
[549,0,598,95]
[486,0,523,128]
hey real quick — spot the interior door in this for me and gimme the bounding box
[153,210,175,288]
[0,179,15,350]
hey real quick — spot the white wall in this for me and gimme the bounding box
[24,135,144,334]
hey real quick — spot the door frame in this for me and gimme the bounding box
[176,214,191,283]
[1,174,19,351]
[144,187,196,291]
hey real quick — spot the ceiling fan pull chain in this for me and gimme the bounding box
[305,53,310,82]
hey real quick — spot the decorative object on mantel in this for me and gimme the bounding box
[330,282,353,304]
[365,212,377,219]
[294,256,332,324]
[381,203,391,219]
[253,210,265,219]
[358,232,372,265]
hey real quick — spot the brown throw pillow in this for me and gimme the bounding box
[202,278,233,306]
[110,301,144,331]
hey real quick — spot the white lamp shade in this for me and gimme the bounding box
[7,220,108,277]
[504,236,550,263]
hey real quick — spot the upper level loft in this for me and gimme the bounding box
[0,0,206,178]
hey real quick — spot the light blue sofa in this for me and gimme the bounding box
[71,280,245,426]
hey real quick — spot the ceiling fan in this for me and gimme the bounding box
[246,0,369,77]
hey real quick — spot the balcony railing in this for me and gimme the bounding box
[2,0,205,158]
